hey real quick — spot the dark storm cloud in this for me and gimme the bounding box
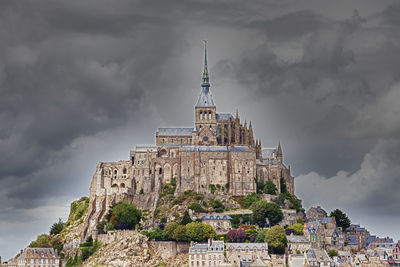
[1,0,400,260]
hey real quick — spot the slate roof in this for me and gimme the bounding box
[262,148,276,159]
[347,235,359,245]
[18,248,58,260]
[226,243,268,250]
[181,145,252,152]
[216,113,234,121]
[307,221,319,233]
[306,249,330,262]
[287,235,309,243]
[316,217,333,224]
[196,87,216,107]
[189,243,208,253]
[156,127,194,136]
[202,215,232,220]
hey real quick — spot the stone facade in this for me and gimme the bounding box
[189,239,225,267]
[83,44,295,238]
[2,248,60,267]
[201,215,232,234]
[225,243,269,267]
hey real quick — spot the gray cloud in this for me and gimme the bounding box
[0,0,399,260]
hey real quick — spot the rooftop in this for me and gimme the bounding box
[156,127,194,136]
[202,215,232,220]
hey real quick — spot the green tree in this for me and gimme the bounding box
[188,203,204,212]
[330,209,351,230]
[264,181,277,195]
[164,222,179,240]
[29,234,51,248]
[288,223,304,235]
[185,222,216,242]
[180,210,193,225]
[173,225,188,241]
[265,225,287,254]
[328,249,339,257]
[243,193,260,209]
[252,200,283,227]
[110,202,142,230]
[255,229,269,243]
[280,178,287,194]
[50,219,65,235]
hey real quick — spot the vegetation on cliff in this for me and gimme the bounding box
[97,201,142,233]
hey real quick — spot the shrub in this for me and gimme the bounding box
[243,193,260,209]
[209,184,216,194]
[173,225,188,241]
[227,229,246,242]
[329,249,339,257]
[50,219,65,235]
[188,203,204,212]
[180,210,192,225]
[288,223,304,235]
[252,200,283,227]
[109,201,141,230]
[164,222,179,240]
[265,225,287,254]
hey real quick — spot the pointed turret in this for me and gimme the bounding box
[276,141,283,162]
[249,121,254,146]
[196,41,215,108]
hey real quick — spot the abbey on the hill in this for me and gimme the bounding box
[85,43,294,235]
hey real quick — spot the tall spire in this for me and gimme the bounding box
[201,40,210,88]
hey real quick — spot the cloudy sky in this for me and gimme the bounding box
[1,0,400,259]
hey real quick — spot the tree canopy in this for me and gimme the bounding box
[330,209,351,230]
[109,201,142,230]
[252,200,283,227]
[265,225,287,254]
[50,219,65,235]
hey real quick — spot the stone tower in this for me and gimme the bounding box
[194,41,217,145]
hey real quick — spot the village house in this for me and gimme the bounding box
[201,215,232,234]
[189,239,225,267]
[306,207,326,222]
[225,243,269,267]
[287,234,311,254]
[304,249,332,267]
[1,248,60,267]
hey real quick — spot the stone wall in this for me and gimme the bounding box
[149,241,190,260]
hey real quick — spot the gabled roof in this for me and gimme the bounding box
[287,235,309,243]
[316,217,333,224]
[156,127,194,136]
[216,113,234,121]
[196,87,216,107]
[202,215,232,220]
[226,243,268,250]
[18,248,58,260]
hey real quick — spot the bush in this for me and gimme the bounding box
[229,214,252,228]
[29,234,51,248]
[227,229,246,242]
[210,199,225,212]
[160,217,167,224]
[288,223,304,235]
[265,225,287,254]
[180,210,192,225]
[185,222,216,242]
[109,201,141,230]
[252,200,283,227]
[173,225,188,241]
[209,184,216,194]
[255,229,268,243]
[50,219,65,235]
[164,222,179,240]
[188,203,204,212]
[243,193,260,209]
[329,249,339,257]
[263,181,277,195]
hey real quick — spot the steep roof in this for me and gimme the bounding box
[18,248,58,260]
[202,215,232,220]
[156,127,194,136]
[216,113,234,121]
[196,87,216,107]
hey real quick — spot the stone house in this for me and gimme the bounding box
[287,234,311,254]
[2,248,60,267]
[226,243,269,267]
[393,243,400,263]
[304,222,324,249]
[189,239,225,267]
[201,215,232,234]
[304,249,331,267]
[279,209,302,227]
[306,207,326,222]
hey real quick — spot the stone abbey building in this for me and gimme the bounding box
[84,44,294,236]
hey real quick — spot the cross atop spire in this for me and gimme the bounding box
[201,40,210,88]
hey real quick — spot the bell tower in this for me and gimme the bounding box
[194,41,217,145]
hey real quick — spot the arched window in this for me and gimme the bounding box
[200,111,203,120]
[159,168,162,175]
[120,183,125,188]
[114,170,118,175]
[123,168,127,174]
